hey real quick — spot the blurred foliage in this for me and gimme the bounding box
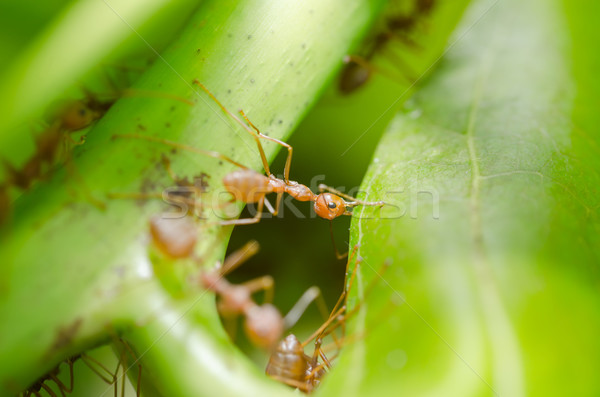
[322,0,600,396]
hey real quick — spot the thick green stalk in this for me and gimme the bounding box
[0,0,385,395]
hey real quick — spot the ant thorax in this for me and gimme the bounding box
[274,178,315,202]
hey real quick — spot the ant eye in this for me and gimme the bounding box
[328,202,337,209]
[78,108,87,116]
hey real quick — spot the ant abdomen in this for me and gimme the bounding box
[339,61,371,94]
[266,334,308,382]
[223,169,270,203]
[149,216,198,259]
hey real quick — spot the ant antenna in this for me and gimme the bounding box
[329,220,348,260]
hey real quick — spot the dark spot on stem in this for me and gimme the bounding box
[45,318,83,357]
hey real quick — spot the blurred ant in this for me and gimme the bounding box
[199,240,331,349]
[3,93,106,193]
[147,215,329,349]
[114,80,386,234]
[339,0,436,94]
[266,246,391,393]
[0,82,193,224]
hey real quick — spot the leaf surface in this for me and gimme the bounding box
[324,0,600,395]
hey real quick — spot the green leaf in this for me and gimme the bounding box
[328,0,600,395]
[0,0,386,395]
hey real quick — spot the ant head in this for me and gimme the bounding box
[59,101,100,131]
[244,304,284,349]
[314,193,346,220]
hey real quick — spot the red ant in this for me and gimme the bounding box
[0,84,193,224]
[199,240,331,349]
[266,246,390,393]
[3,95,105,192]
[114,80,385,230]
[339,0,436,94]
[147,215,329,349]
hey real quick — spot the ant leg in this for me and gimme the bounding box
[219,196,264,226]
[263,196,276,216]
[267,374,311,393]
[256,193,281,217]
[191,80,272,177]
[80,353,118,387]
[344,54,413,86]
[308,338,329,373]
[64,133,86,147]
[273,192,284,216]
[301,299,349,349]
[121,88,194,106]
[379,45,418,82]
[63,358,75,393]
[343,55,374,75]
[112,134,249,170]
[318,184,386,207]
[106,191,199,215]
[329,220,348,260]
[40,383,57,397]
[239,110,294,183]
[318,345,333,369]
[220,240,260,275]
[282,286,329,329]
[116,339,142,397]
[240,275,275,304]
[328,257,392,336]
[48,374,69,397]
[107,192,162,200]
[63,150,106,211]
